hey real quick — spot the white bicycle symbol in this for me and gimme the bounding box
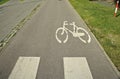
[55,21,91,43]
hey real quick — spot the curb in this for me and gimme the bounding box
[0,1,41,53]
[67,0,120,78]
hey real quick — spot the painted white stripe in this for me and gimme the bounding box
[115,8,118,13]
[64,57,93,79]
[8,57,40,79]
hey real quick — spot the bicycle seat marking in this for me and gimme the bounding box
[55,21,91,44]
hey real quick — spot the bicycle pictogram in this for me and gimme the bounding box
[55,21,91,43]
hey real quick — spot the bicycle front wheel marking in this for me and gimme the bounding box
[77,27,91,43]
[55,27,68,43]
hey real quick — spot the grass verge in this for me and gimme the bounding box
[0,0,9,5]
[69,0,120,71]
[20,0,24,1]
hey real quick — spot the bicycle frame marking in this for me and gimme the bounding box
[63,21,85,37]
[55,21,91,43]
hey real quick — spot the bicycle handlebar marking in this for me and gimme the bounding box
[55,21,91,44]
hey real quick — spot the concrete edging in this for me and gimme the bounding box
[66,0,120,78]
[0,1,42,52]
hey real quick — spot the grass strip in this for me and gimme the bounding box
[0,0,9,5]
[0,3,41,54]
[69,0,120,71]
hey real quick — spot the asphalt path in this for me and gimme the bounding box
[0,0,120,79]
[0,0,41,42]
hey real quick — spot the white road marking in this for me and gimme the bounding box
[64,57,93,79]
[55,21,91,44]
[8,57,40,79]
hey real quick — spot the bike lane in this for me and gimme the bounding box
[0,0,119,79]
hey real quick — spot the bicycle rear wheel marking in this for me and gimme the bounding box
[55,27,68,43]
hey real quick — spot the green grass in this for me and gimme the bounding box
[20,0,24,1]
[0,0,9,5]
[69,0,120,71]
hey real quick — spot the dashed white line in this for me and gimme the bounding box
[63,57,93,79]
[8,57,40,79]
